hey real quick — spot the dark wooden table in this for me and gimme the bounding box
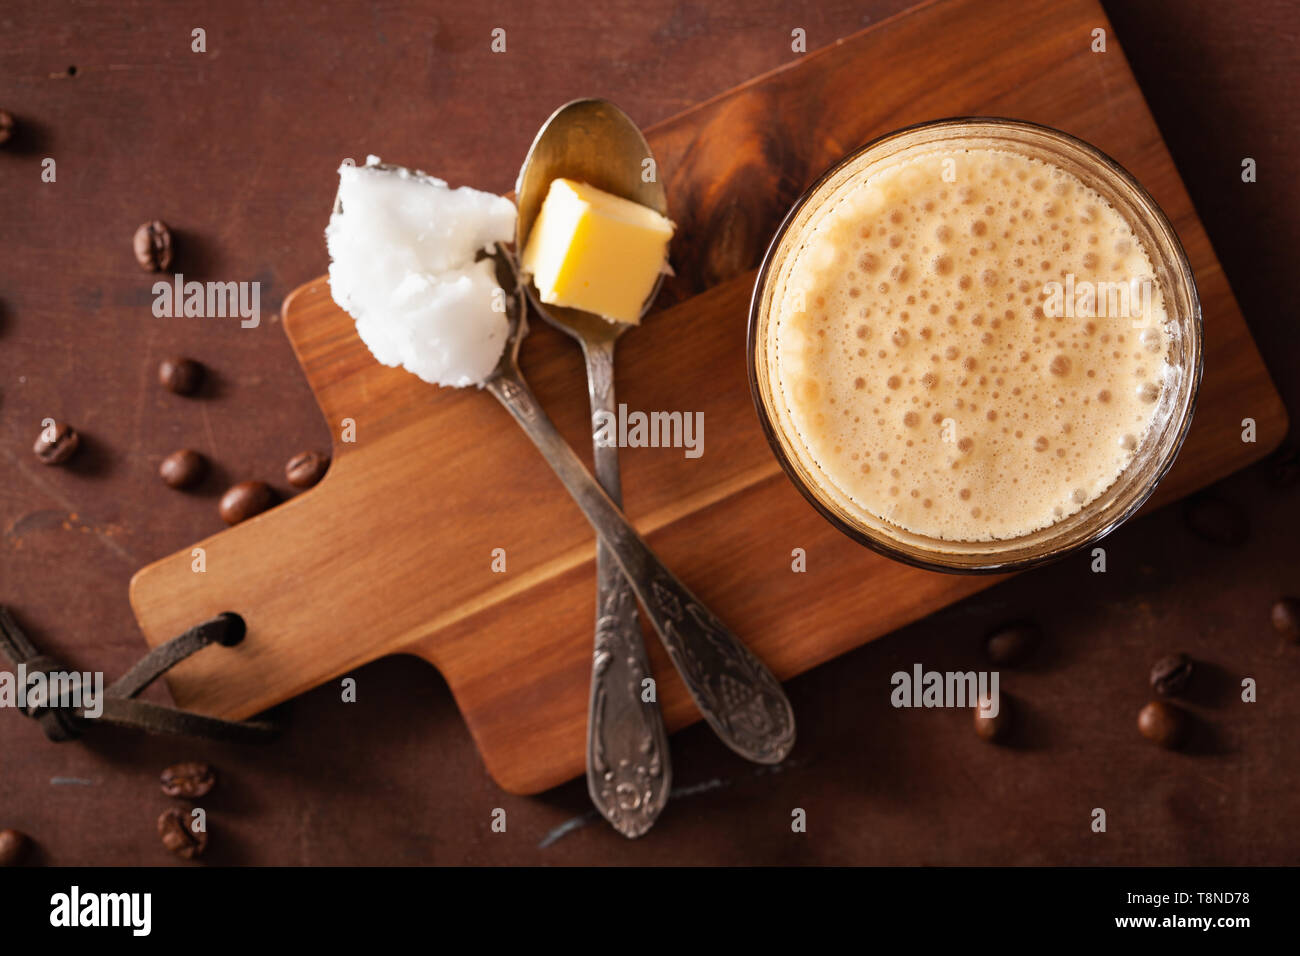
[1,0,1296,865]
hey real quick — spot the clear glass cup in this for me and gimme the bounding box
[747,118,1203,573]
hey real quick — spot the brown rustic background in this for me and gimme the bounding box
[1,0,1297,865]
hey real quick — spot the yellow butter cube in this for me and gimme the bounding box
[520,178,674,324]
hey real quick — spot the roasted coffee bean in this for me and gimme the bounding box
[973,693,1012,742]
[0,828,29,866]
[1150,652,1194,696]
[157,807,207,859]
[1182,494,1248,547]
[161,762,216,799]
[133,220,172,271]
[1137,700,1184,748]
[219,480,274,525]
[159,449,206,489]
[158,356,203,395]
[0,110,14,146]
[985,622,1038,666]
[33,422,79,465]
[285,451,330,489]
[1271,597,1300,642]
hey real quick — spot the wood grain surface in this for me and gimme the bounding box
[2,0,1298,865]
[129,0,1285,795]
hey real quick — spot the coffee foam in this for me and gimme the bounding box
[771,146,1171,542]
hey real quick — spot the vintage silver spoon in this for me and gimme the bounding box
[514,99,672,838]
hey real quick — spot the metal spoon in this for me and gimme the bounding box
[510,101,793,768]
[514,99,672,837]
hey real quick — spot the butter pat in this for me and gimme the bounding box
[521,178,674,324]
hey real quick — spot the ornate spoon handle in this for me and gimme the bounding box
[487,368,796,765]
[581,339,670,837]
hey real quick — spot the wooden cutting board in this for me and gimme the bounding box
[129,0,1287,794]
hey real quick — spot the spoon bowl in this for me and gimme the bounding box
[515,98,670,341]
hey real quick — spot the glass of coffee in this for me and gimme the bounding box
[748,118,1202,573]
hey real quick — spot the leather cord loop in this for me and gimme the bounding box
[108,611,245,699]
[0,606,277,743]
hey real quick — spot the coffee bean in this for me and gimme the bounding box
[1150,652,1194,696]
[1182,494,1248,547]
[159,449,206,489]
[973,693,1012,742]
[1271,597,1300,642]
[33,422,79,465]
[1137,700,1184,748]
[0,828,29,866]
[161,762,216,799]
[0,110,14,147]
[158,356,203,395]
[157,807,207,859]
[219,480,274,525]
[285,451,329,489]
[985,622,1038,665]
[133,220,172,272]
